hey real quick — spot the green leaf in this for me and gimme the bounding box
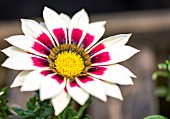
[12,107,25,117]
[144,115,168,119]
[158,63,167,70]
[165,87,170,101]
[0,87,12,118]
[152,71,170,80]
[155,86,168,97]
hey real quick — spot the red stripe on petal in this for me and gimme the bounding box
[69,80,79,87]
[52,74,64,84]
[78,76,94,83]
[32,57,49,67]
[71,28,83,45]
[37,33,54,49]
[91,52,110,64]
[88,66,107,75]
[89,44,105,56]
[81,33,94,49]
[53,28,66,44]
[41,70,53,76]
[64,88,68,92]
[32,42,50,55]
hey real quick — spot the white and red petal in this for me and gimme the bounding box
[10,71,31,88]
[68,9,89,46]
[1,46,26,57]
[5,35,50,57]
[21,19,55,49]
[43,7,67,45]
[88,64,134,85]
[80,21,106,50]
[40,74,66,101]
[88,34,132,56]
[20,69,53,92]
[52,90,71,115]
[66,79,89,105]
[76,76,107,102]
[60,13,71,28]
[91,45,139,66]
[103,81,123,100]
[2,54,49,70]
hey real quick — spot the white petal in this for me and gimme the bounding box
[1,46,26,57]
[10,71,30,88]
[88,64,134,85]
[100,34,132,47]
[2,54,48,70]
[81,21,106,50]
[52,90,71,115]
[43,7,67,44]
[21,69,50,91]
[5,35,50,57]
[91,45,139,66]
[60,13,71,28]
[103,81,123,100]
[66,80,89,105]
[76,76,107,102]
[88,34,132,53]
[40,74,66,101]
[21,19,55,48]
[68,9,89,46]
[118,65,136,78]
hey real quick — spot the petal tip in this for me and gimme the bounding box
[119,97,123,101]
[44,6,50,10]
[134,49,140,55]
[132,75,137,78]
[130,81,134,85]
[79,8,88,16]
[20,87,25,92]
[55,112,60,116]
[126,33,132,39]
[4,37,9,42]
[1,61,7,67]
[1,49,5,54]
[20,18,27,22]
[20,19,31,24]
[43,6,53,13]
[103,96,107,102]
[10,84,19,88]
[102,21,107,25]
[81,8,86,12]
[40,96,45,101]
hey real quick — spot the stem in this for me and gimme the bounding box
[77,96,92,119]
[0,101,8,119]
[152,71,170,80]
[2,109,8,119]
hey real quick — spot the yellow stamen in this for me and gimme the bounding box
[55,51,85,77]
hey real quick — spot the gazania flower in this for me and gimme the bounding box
[2,7,139,115]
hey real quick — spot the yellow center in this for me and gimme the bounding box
[55,51,85,77]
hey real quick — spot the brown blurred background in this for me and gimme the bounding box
[1,0,170,119]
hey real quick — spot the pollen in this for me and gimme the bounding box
[55,51,85,77]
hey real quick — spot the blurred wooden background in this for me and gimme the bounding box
[1,9,170,119]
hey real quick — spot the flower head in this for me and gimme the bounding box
[2,7,139,115]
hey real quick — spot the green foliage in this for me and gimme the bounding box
[0,87,11,119]
[152,59,170,101]
[0,87,92,118]
[12,92,57,119]
[144,114,168,119]
[12,92,92,119]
